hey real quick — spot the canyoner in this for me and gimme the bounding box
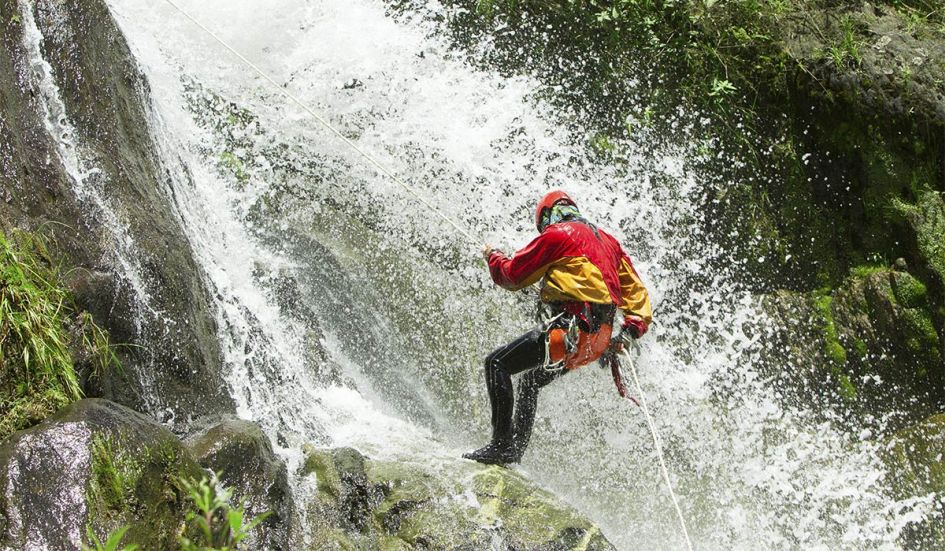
[464,190,653,465]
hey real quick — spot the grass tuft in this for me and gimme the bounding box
[0,229,119,437]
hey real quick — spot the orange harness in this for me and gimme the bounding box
[547,323,613,371]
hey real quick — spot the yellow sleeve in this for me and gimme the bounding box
[617,257,652,326]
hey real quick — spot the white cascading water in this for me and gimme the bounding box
[61,0,941,548]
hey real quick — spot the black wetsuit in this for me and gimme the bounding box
[484,326,565,453]
[482,303,616,459]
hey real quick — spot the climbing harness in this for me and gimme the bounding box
[540,303,612,372]
[540,312,569,372]
[619,341,695,551]
[160,0,479,246]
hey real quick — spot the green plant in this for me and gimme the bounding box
[83,525,138,551]
[178,473,270,551]
[0,230,119,437]
[828,16,863,69]
[709,78,737,99]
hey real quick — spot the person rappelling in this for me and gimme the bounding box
[463,190,653,465]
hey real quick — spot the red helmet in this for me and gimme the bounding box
[535,190,576,231]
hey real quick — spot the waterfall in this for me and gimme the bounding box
[103,0,935,548]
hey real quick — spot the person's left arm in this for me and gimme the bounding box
[603,231,652,337]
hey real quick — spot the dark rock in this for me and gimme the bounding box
[0,399,203,550]
[0,0,234,426]
[184,417,291,550]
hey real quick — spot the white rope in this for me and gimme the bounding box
[161,0,479,245]
[620,347,694,551]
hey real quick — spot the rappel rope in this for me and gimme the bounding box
[620,346,694,551]
[162,1,693,545]
[161,0,478,245]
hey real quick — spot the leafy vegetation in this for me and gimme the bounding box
[178,472,270,551]
[83,525,138,551]
[0,230,119,438]
[89,433,143,514]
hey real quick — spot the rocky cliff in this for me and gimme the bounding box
[0,0,233,425]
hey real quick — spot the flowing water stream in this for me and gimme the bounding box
[35,0,937,547]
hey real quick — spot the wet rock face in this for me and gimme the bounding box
[764,268,943,424]
[298,446,615,550]
[0,0,233,425]
[882,413,945,549]
[184,417,292,550]
[0,399,203,550]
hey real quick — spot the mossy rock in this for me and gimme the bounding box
[895,192,945,289]
[882,413,945,549]
[0,0,234,427]
[763,266,944,422]
[834,269,942,416]
[298,446,614,550]
[0,399,203,549]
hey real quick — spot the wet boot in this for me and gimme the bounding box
[462,439,519,465]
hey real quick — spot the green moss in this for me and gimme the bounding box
[813,291,848,366]
[853,338,869,359]
[899,308,941,362]
[88,433,142,514]
[825,340,848,366]
[301,448,610,549]
[850,264,887,279]
[301,446,344,499]
[894,193,945,285]
[833,370,858,402]
[86,434,202,549]
[891,272,928,309]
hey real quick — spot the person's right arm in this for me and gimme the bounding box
[487,228,568,291]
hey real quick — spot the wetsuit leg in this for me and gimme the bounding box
[512,366,566,453]
[484,327,545,443]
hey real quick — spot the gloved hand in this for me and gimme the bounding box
[482,244,503,262]
[622,315,648,339]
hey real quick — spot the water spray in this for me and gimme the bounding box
[160,0,479,246]
[620,342,695,550]
[159,0,695,545]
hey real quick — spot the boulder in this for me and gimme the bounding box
[0,399,203,550]
[298,446,615,550]
[184,417,292,550]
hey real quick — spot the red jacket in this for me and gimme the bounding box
[488,220,652,335]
